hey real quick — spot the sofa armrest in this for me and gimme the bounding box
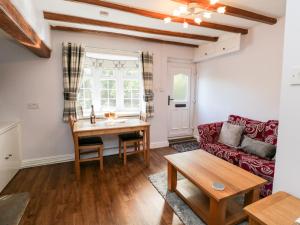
[198,122,223,147]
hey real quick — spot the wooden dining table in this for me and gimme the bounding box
[72,118,151,177]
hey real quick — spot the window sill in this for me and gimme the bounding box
[80,112,140,120]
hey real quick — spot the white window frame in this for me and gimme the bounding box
[78,52,144,118]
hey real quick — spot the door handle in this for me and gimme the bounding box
[168,95,174,105]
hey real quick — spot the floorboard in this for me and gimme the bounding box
[1,147,183,225]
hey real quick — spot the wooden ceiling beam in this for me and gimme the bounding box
[44,12,219,42]
[51,26,199,48]
[0,0,51,58]
[66,0,248,34]
[173,0,277,25]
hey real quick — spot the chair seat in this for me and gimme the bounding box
[119,132,143,141]
[79,136,103,146]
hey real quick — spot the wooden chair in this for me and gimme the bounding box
[69,115,104,173]
[118,113,147,165]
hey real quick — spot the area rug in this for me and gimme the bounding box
[170,141,200,153]
[0,192,30,225]
[148,172,248,225]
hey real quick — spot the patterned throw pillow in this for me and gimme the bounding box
[228,115,266,141]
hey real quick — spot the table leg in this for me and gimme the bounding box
[118,138,122,159]
[143,131,146,162]
[244,188,260,206]
[124,142,127,166]
[167,163,177,192]
[209,198,226,225]
[99,146,104,172]
[249,217,261,225]
[146,126,150,167]
[74,134,80,179]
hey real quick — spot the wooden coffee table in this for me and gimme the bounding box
[165,150,267,225]
[244,191,300,225]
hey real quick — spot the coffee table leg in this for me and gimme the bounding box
[244,188,260,206]
[249,217,261,225]
[209,198,226,225]
[167,163,177,192]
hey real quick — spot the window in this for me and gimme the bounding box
[173,74,189,102]
[78,52,143,116]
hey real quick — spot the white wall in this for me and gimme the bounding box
[194,18,285,127]
[273,0,300,197]
[0,31,194,163]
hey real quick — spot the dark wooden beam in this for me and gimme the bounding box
[173,0,277,25]
[51,26,199,48]
[0,0,51,58]
[66,0,248,35]
[44,12,218,42]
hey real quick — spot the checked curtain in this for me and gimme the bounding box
[62,43,85,122]
[141,52,154,118]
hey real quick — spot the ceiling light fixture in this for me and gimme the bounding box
[203,12,212,19]
[173,9,181,16]
[183,21,189,28]
[164,17,172,23]
[194,17,202,25]
[179,5,188,13]
[166,2,226,29]
[217,6,226,14]
[210,0,219,5]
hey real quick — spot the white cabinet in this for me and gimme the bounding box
[0,122,21,192]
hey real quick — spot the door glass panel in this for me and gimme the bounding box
[173,74,188,101]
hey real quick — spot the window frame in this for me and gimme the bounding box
[78,53,144,118]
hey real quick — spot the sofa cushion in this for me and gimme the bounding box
[218,122,244,147]
[241,136,276,160]
[202,143,248,165]
[228,115,266,141]
[238,154,275,182]
[264,120,279,145]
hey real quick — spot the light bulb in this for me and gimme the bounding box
[179,5,188,13]
[203,12,212,19]
[164,17,171,24]
[210,0,218,5]
[173,9,181,16]
[217,6,226,14]
[194,17,202,25]
[183,21,189,29]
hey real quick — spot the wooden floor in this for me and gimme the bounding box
[2,147,184,225]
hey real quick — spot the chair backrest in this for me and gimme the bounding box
[139,112,147,122]
[68,115,76,132]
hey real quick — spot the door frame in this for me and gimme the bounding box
[167,58,196,139]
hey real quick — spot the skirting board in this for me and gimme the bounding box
[21,140,169,168]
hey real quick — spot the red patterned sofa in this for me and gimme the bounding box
[198,115,278,197]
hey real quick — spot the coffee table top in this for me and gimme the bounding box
[244,192,300,225]
[165,150,267,201]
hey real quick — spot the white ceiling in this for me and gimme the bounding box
[35,0,286,46]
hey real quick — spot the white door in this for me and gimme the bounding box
[167,62,195,138]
